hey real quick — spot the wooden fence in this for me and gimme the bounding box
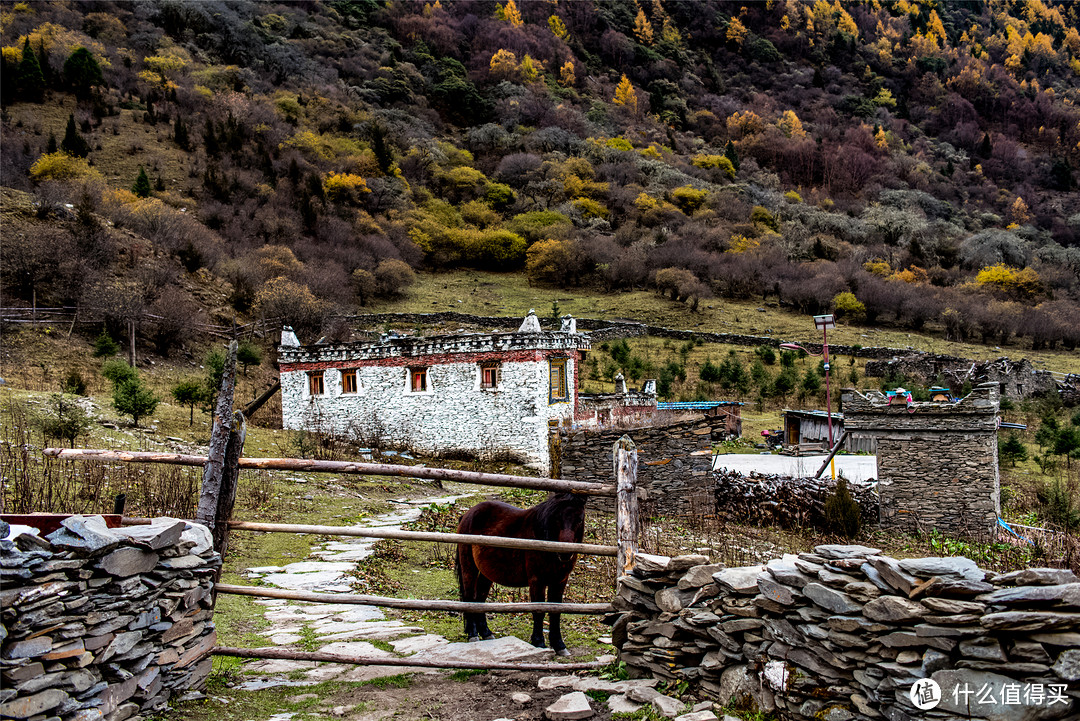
[44,342,641,672]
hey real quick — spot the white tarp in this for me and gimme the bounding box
[712,453,877,482]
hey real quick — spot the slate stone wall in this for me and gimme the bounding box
[1,516,220,721]
[557,418,721,515]
[613,547,1079,721]
[841,383,1000,534]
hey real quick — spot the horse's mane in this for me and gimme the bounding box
[532,492,586,542]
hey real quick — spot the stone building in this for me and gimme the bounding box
[278,311,588,473]
[840,383,1000,533]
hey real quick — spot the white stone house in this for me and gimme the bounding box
[278,311,589,473]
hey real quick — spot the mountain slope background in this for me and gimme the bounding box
[2,0,1079,359]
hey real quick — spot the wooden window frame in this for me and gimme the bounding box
[341,369,358,394]
[480,361,501,390]
[308,371,325,396]
[549,358,568,403]
[409,367,428,393]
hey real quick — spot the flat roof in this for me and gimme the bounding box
[657,401,744,409]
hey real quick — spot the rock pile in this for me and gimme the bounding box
[612,547,1079,720]
[1,516,220,721]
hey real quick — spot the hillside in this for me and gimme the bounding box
[1,0,1079,364]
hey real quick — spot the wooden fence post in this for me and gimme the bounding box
[196,340,237,546]
[212,410,246,582]
[614,434,639,576]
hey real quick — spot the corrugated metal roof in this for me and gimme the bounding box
[657,401,744,409]
[783,409,844,420]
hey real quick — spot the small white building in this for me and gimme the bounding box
[278,312,589,473]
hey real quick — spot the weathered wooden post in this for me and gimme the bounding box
[196,340,237,550]
[614,434,639,576]
[211,410,245,582]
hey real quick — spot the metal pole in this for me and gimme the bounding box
[823,326,835,480]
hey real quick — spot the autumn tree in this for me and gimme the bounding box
[634,9,654,45]
[559,60,575,87]
[613,75,638,114]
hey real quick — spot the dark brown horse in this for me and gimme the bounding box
[455,492,586,656]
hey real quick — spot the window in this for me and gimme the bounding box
[549,358,568,403]
[341,370,357,394]
[480,362,501,389]
[308,371,325,396]
[410,368,427,393]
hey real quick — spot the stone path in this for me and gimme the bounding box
[234,492,560,687]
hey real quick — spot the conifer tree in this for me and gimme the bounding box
[173,114,190,150]
[132,166,151,198]
[61,114,89,157]
[613,74,638,114]
[63,47,103,99]
[18,38,45,101]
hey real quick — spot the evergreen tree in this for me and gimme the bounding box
[61,114,90,157]
[113,376,159,427]
[824,478,861,539]
[171,379,206,426]
[999,435,1028,467]
[173,114,190,150]
[63,47,104,99]
[724,140,740,172]
[204,117,220,156]
[38,393,93,448]
[236,341,262,375]
[93,331,120,357]
[45,132,57,154]
[132,166,151,197]
[18,38,46,101]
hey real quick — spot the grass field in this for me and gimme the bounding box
[373,270,1080,374]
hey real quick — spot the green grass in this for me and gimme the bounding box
[355,673,413,689]
[448,669,487,682]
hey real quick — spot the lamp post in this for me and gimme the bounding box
[781,313,836,479]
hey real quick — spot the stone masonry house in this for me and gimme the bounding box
[278,311,589,473]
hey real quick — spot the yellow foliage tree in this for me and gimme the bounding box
[548,14,568,39]
[323,172,371,204]
[863,259,891,277]
[559,60,575,86]
[975,264,1043,300]
[726,110,764,138]
[489,49,519,81]
[519,54,540,83]
[777,110,806,139]
[502,0,523,27]
[28,152,102,182]
[726,17,748,46]
[1010,196,1031,225]
[634,9,654,45]
[727,234,761,253]
[670,186,708,215]
[613,74,638,114]
[891,266,928,284]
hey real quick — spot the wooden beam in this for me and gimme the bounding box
[614,435,639,575]
[41,449,615,496]
[196,340,237,533]
[212,646,607,671]
[813,430,849,479]
[227,521,617,556]
[241,381,280,418]
[216,584,613,614]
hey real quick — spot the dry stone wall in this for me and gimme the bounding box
[841,384,1000,534]
[0,516,220,721]
[612,547,1079,721]
[557,418,721,515]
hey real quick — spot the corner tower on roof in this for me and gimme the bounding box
[277,315,589,474]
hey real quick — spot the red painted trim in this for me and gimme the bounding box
[280,348,560,373]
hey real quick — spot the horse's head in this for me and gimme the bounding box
[535,493,587,563]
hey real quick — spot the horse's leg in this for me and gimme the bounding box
[458,545,480,642]
[547,582,570,656]
[528,579,546,648]
[473,571,495,640]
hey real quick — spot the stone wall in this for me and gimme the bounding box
[557,417,721,515]
[841,384,1000,534]
[864,354,1060,401]
[1,516,220,721]
[612,547,1079,720]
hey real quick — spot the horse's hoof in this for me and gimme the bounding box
[555,648,571,657]
[530,640,546,649]
[468,636,481,643]
[482,634,495,641]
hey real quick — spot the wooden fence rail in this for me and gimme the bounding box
[216,584,613,614]
[225,520,618,556]
[212,646,607,672]
[42,449,615,497]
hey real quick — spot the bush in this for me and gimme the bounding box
[833,291,866,321]
[38,394,93,448]
[998,434,1027,467]
[374,259,415,297]
[670,185,708,215]
[824,478,861,539]
[252,276,327,337]
[61,370,86,396]
[101,358,136,387]
[29,152,101,182]
[754,346,776,365]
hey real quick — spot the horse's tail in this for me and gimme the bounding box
[454,544,464,602]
